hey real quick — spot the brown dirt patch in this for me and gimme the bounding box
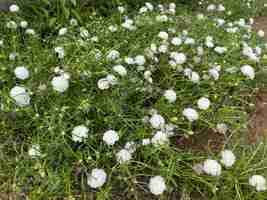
[249,91,267,143]
[176,129,225,152]
[253,16,267,40]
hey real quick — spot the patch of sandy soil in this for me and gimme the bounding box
[249,91,267,143]
[176,129,225,152]
[253,16,267,40]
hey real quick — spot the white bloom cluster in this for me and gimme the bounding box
[9,4,19,12]
[220,150,236,167]
[87,168,107,188]
[59,27,68,36]
[203,159,222,176]
[55,47,65,59]
[149,176,166,195]
[151,131,169,145]
[103,130,119,146]
[197,97,210,110]
[113,65,127,76]
[107,50,120,61]
[72,125,89,142]
[14,66,30,80]
[170,52,187,65]
[116,149,132,164]
[51,75,69,93]
[249,175,267,191]
[28,144,41,158]
[164,89,177,103]
[10,86,31,106]
[97,74,117,90]
[241,65,255,80]
[183,108,199,122]
[149,114,165,129]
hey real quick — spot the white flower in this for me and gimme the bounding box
[258,30,265,38]
[125,57,135,65]
[59,27,67,36]
[10,86,30,106]
[220,150,236,167]
[158,45,168,53]
[107,50,120,61]
[55,47,65,59]
[97,78,110,90]
[70,18,78,26]
[184,37,195,45]
[183,108,199,122]
[103,130,119,146]
[9,4,19,12]
[249,175,267,191]
[156,15,168,22]
[170,52,187,65]
[14,66,29,80]
[145,2,154,11]
[158,31,169,40]
[197,97,210,110]
[9,52,18,61]
[51,76,69,93]
[20,21,28,28]
[106,74,118,85]
[171,37,182,46]
[116,149,132,164]
[80,27,89,38]
[197,13,204,20]
[151,131,169,145]
[135,55,146,66]
[25,29,35,35]
[214,46,227,54]
[122,19,136,30]
[241,65,255,80]
[149,114,165,129]
[164,89,177,103]
[108,25,118,32]
[142,138,151,145]
[149,176,166,195]
[118,6,125,13]
[87,168,107,188]
[207,4,216,11]
[203,159,222,176]
[72,125,89,142]
[113,65,127,76]
[217,4,225,12]
[190,71,200,83]
[28,144,41,158]
[6,21,17,29]
[124,141,136,153]
[209,68,220,80]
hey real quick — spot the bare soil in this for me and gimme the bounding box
[249,91,267,143]
[253,16,267,40]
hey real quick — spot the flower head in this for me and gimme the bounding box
[51,76,69,93]
[249,175,266,191]
[203,159,222,176]
[116,149,132,164]
[87,168,107,188]
[183,108,198,122]
[14,66,29,80]
[220,150,236,167]
[149,176,166,195]
[149,114,165,129]
[103,130,119,146]
[72,125,89,142]
[10,86,30,106]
